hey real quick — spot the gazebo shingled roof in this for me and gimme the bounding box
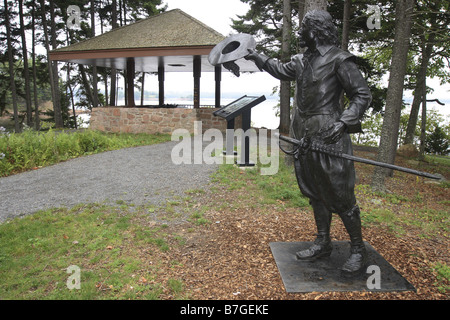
[53,9,224,50]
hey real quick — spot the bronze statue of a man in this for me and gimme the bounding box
[246,10,372,275]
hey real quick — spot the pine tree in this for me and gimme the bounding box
[371,0,415,191]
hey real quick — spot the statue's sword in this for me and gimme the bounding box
[276,133,442,180]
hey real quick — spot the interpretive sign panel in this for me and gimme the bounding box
[213,95,266,121]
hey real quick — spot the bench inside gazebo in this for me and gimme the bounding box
[49,9,258,134]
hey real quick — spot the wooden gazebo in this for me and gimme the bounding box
[49,9,259,109]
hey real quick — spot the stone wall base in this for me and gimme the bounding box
[90,107,242,135]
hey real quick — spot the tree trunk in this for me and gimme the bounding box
[49,0,63,128]
[340,0,351,108]
[18,0,33,126]
[341,0,351,51]
[119,0,123,26]
[91,0,99,109]
[371,0,414,191]
[122,0,127,25]
[32,1,40,130]
[66,64,77,129]
[304,0,327,12]
[404,34,435,145]
[109,0,118,106]
[79,64,95,109]
[99,14,108,106]
[279,0,292,135]
[418,78,427,160]
[4,0,20,133]
[65,14,96,112]
[404,75,424,145]
[298,0,306,24]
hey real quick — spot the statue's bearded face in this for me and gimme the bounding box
[298,21,314,49]
[298,10,338,49]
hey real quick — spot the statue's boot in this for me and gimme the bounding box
[296,201,332,260]
[339,206,367,276]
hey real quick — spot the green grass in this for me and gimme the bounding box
[360,207,406,235]
[355,183,449,239]
[0,204,187,300]
[0,129,171,177]
[211,152,310,209]
[432,262,450,294]
[189,206,210,226]
[403,208,450,238]
[425,154,450,167]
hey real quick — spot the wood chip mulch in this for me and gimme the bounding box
[150,150,449,300]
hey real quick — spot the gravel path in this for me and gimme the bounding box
[0,139,219,223]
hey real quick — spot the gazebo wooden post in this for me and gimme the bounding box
[215,65,221,108]
[126,58,135,107]
[158,64,165,106]
[193,55,201,108]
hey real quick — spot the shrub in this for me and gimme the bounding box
[0,129,170,177]
[426,125,449,155]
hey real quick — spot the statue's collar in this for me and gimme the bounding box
[316,44,334,56]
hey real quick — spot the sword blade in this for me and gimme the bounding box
[276,134,442,180]
[332,149,440,180]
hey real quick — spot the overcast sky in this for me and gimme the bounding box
[165,0,249,35]
[161,0,280,99]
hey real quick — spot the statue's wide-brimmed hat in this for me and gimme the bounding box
[208,33,256,66]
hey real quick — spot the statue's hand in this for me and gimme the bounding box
[245,48,259,61]
[323,121,347,144]
[244,49,267,71]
